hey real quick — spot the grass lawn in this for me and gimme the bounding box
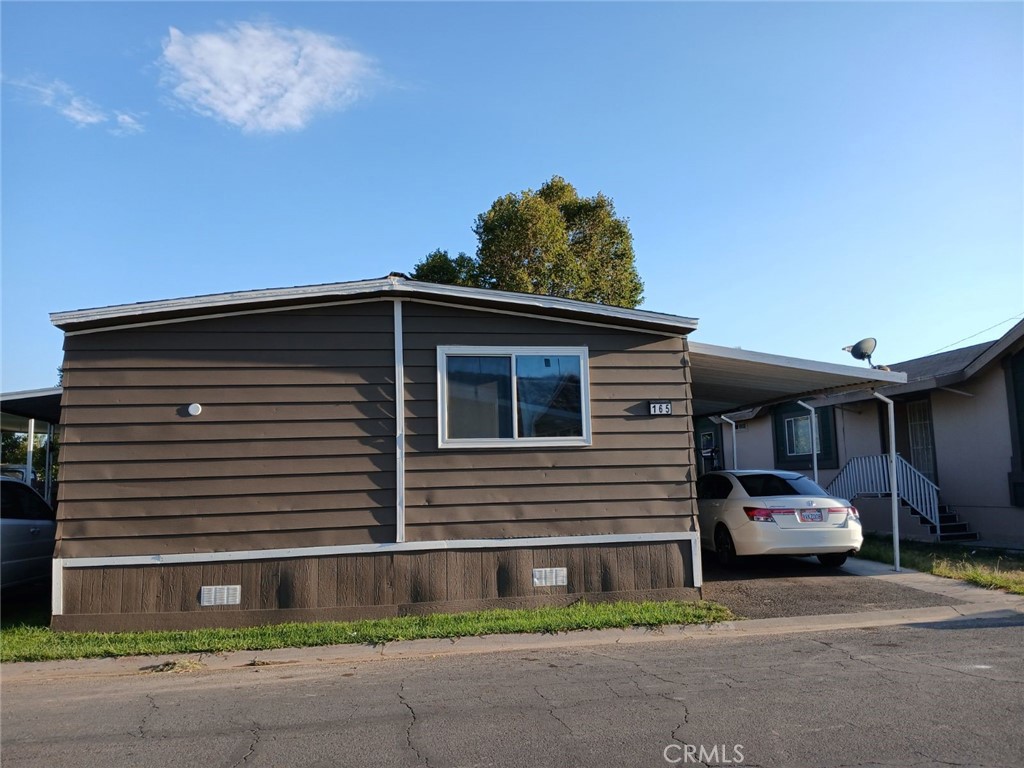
[0,599,733,664]
[856,533,1024,596]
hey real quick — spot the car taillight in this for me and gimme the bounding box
[828,506,859,520]
[743,507,794,522]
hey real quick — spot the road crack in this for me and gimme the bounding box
[134,693,157,739]
[231,721,261,767]
[399,681,431,767]
[533,686,574,735]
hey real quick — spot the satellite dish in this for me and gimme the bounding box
[842,337,877,367]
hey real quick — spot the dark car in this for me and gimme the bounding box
[1,476,57,589]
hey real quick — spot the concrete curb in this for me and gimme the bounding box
[3,561,1022,685]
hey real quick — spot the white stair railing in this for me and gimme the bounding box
[826,455,941,535]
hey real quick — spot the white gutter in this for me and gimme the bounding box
[720,415,738,470]
[796,400,818,484]
[393,299,406,543]
[873,392,901,572]
[24,418,35,488]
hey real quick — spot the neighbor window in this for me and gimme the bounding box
[771,403,839,471]
[438,346,591,447]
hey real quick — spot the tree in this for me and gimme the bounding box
[410,249,478,287]
[0,431,55,482]
[411,176,644,308]
[1,432,26,465]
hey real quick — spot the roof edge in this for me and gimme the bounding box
[688,341,908,385]
[963,318,1024,379]
[0,387,63,401]
[50,276,699,335]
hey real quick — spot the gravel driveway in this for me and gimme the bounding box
[701,554,963,619]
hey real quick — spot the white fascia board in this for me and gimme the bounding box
[1,387,63,401]
[688,341,908,385]
[50,276,699,335]
[50,277,397,328]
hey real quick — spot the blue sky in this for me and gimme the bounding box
[2,1,1021,392]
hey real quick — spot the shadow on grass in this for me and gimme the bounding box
[1,580,51,630]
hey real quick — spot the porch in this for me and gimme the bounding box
[827,454,980,543]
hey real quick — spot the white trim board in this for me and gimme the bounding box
[58,531,703,587]
[393,299,407,542]
[435,345,593,449]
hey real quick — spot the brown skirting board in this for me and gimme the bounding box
[54,541,699,632]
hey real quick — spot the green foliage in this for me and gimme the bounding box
[0,600,733,662]
[410,249,478,287]
[1,432,26,465]
[411,176,644,308]
[0,431,57,480]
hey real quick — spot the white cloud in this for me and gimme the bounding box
[57,94,107,126]
[7,77,144,135]
[160,22,373,133]
[112,112,145,136]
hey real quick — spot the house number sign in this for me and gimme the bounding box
[648,400,672,416]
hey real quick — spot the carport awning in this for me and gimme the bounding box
[1,387,63,430]
[688,342,906,418]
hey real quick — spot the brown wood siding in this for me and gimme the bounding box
[57,302,397,558]
[401,301,696,540]
[54,540,699,631]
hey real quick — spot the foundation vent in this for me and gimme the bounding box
[200,585,241,606]
[532,567,568,587]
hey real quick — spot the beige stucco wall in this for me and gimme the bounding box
[931,365,1012,509]
[721,402,882,488]
[717,363,1023,547]
[722,417,774,471]
[855,497,939,543]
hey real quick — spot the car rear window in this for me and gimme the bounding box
[736,473,827,497]
[0,482,55,521]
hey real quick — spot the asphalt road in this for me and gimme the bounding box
[3,614,1023,768]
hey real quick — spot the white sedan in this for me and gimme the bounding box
[696,470,863,568]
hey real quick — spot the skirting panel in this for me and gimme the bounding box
[53,541,699,632]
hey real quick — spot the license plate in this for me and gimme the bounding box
[800,510,823,522]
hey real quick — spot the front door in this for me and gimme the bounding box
[694,417,723,475]
[906,399,938,484]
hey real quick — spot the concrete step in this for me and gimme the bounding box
[940,522,972,535]
[939,531,981,542]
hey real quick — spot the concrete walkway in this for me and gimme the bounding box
[3,559,1022,685]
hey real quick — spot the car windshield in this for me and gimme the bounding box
[735,473,828,498]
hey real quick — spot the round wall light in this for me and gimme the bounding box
[187,403,203,416]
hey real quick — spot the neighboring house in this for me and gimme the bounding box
[711,319,1024,548]
[46,275,903,630]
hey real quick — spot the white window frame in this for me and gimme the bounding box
[784,414,819,456]
[437,346,592,449]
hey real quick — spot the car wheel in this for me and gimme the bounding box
[817,552,848,568]
[714,525,737,567]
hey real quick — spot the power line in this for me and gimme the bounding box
[929,312,1024,355]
